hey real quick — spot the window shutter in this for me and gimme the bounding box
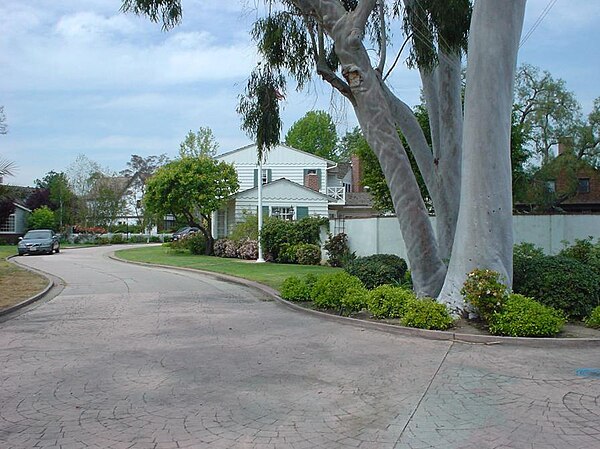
[316,169,322,190]
[267,169,272,183]
[296,206,308,219]
[253,169,258,188]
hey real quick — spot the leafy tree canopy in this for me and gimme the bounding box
[179,127,219,158]
[144,156,238,253]
[28,206,56,230]
[284,111,339,161]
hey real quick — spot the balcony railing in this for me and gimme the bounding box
[326,186,345,204]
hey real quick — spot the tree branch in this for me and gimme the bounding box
[376,0,387,74]
[315,24,356,104]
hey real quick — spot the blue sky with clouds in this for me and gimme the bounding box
[1,0,599,187]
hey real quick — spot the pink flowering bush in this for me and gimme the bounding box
[237,239,258,260]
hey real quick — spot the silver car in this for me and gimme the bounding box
[17,229,60,255]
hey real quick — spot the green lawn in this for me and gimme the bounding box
[116,246,340,291]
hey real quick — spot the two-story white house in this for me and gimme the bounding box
[211,144,353,239]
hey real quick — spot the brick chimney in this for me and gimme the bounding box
[557,137,573,156]
[351,154,364,193]
[304,172,320,191]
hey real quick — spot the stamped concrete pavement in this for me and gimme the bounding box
[1,246,599,449]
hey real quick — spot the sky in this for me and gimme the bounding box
[1,0,599,187]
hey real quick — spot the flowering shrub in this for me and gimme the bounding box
[323,233,354,267]
[238,239,258,260]
[223,239,239,258]
[461,269,508,321]
[213,239,229,257]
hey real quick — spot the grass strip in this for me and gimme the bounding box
[0,246,49,311]
[116,245,339,291]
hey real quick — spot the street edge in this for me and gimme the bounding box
[110,252,600,348]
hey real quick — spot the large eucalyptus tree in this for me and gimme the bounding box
[122,0,526,313]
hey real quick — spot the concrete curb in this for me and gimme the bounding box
[1,255,62,318]
[111,253,600,348]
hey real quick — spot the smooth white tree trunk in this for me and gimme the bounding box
[438,0,526,313]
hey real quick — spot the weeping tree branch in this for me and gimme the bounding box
[376,0,387,74]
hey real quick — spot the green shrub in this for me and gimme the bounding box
[168,238,188,252]
[340,286,370,315]
[584,305,600,329]
[280,276,312,301]
[400,298,454,330]
[229,212,258,241]
[513,255,600,319]
[260,216,327,262]
[488,294,565,337]
[344,254,408,289]
[296,243,321,265]
[461,269,508,321]
[185,232,206,255]
[367,285,415,319]
[28,206,56,230]
[311,272,363,310]
[559,237,600,275]
[109,234,125,244]
[278,242,298,264]
[323,233,354,267]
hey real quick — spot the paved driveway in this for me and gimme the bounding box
[1,246,599,449]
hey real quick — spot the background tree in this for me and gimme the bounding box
[123,0,527,313]
[66,154,105,198]
[86,173,130,230]
[28,171,78,230]
[284,110,339,160]
[144,157,239,254]
[0,106,7,135]
[28,206,56,230]
[179,127,219,158]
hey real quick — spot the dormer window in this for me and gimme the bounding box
[578,178,590,193]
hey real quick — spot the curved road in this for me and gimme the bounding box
[1,246,599,449]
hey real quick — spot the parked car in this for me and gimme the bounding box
[17,229,60,255]
[172,226,199,241]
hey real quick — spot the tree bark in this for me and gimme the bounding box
[438,0,526,313]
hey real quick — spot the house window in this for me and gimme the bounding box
[271,207,294,221]
[578,178,590,193]
[546,180,556,193]
[254,169,272,187]
[216,210,227,238]
[344,182,352,193]
[0,214,15,232]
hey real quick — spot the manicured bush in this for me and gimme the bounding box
[367,285,415,319]
[340,286,370,315]
[237,239,258,260]
[260,216,327,263]
[513,254,600,319]
[296,243,321,265]
[311,272,363,310]
[109,234,125,244]
[280,276,312,301]
[461,269,508,321]
[585,305,600,329]
[488,294,565,337]
[344,254,408,289]
[323,233,354,267]
[400,299,454,330]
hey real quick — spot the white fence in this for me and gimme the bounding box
[332,215,600,262]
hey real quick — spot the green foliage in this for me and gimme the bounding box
[229,212,258,241]
[280,276,312,301]
[178,127,219,158]
[340,286,370,316]
[513,254,600,319]
[584,306,600,329]
[488,294,565,337]
[400,299,454,330]
[110,234,125,244]
[28,206,56,230]
[284,110,339,161]
[260,216,326,263]
[559,237,600,275]
[144,156,238,253]
[185,232,207,255]
[461,269,508,321]
[295,243,321,265]
[367,285,415,319]
[311,272,363,310]
[344,254,408,289]
[323,233,354,267]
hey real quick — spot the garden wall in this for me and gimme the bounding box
[334,214,600,263]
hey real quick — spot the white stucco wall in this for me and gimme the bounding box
[336,215,600,264]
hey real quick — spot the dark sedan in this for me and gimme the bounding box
[172,226,199,241]
[17,229,60,255]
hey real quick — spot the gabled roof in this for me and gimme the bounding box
[215,143,337,166]
[233,178,332,201]
[14,202,32,213]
